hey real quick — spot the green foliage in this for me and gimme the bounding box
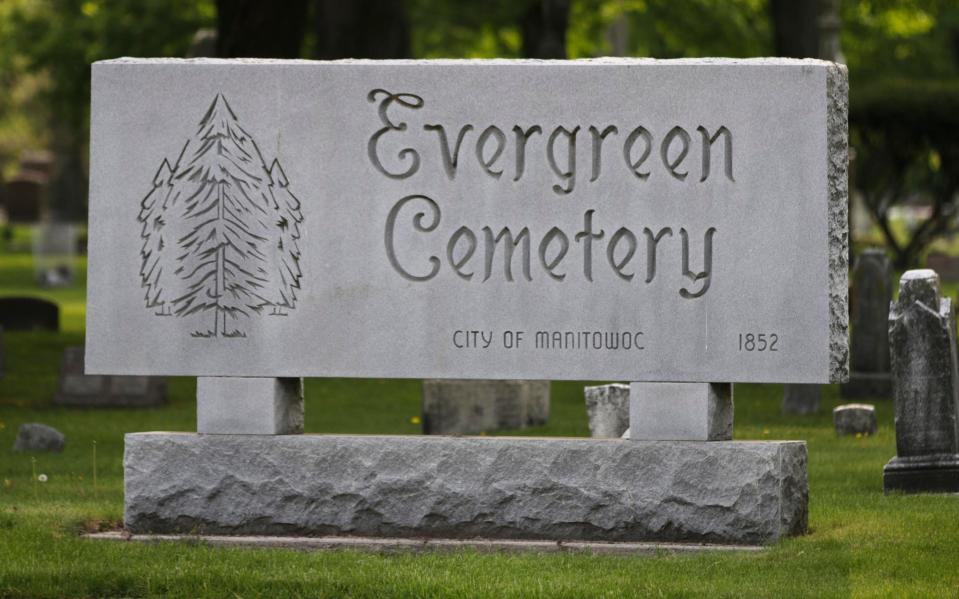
[851,78,959,267]
[569,0,771,59]
[842,0,959,82]
[0,0,214,175]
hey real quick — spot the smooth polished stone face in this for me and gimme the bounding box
[87,58,847,383]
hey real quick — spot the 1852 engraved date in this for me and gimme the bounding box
[738,332,779,352]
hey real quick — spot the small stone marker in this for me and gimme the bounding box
[782,384,821,415]
[841,249,893,399]
[88,58,848,545]
[833,403,876,436]
[884,270,959,493]
[13,423,65,453]
[53,346,166,408]
[421,379,549,435]
[584,383,630,438]
[0,296,59,332]
[630,382,733,441]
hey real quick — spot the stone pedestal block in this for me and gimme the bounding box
[782,384,821,415]
[584,383,630,438]
[884,270,959,493]
[833,403,877,436]
[124,433,807,545]
[197,377,304,435]
[421,380,549,435]
[630,382,733,441]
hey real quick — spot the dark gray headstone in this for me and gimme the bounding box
[53,346,166,408]
[841,249,893,399]
[421,379,549,435]
[0,296,59,331]
[783,384,821,415]
[2,176,44,223]
[833,403,876,436]
[884,270,959,493]
[13,423,65,453]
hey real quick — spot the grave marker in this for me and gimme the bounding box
[53,346,166,408]
[0,296,59,331]
[884,270,959,493]
[841,249,893,398]
[88,58,848,545]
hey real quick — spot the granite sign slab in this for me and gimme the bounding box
[87,58,847,384]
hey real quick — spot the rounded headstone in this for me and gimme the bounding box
[13,423,65,453]
[833,404,877,436]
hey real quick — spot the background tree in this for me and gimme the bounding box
[216,0,307,58]
[522,0,570,58]
[1,0,213,220]
[312,0,411,59]
[770,0,820,58]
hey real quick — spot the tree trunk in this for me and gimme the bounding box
[521,0,570,59]
[770,0,820,58]
[48,121,87,222]
[216,0,308,58]
[312,0,411,59]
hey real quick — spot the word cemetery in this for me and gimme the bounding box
[87,58,848,546]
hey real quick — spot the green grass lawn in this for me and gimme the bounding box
[2,236,959,597]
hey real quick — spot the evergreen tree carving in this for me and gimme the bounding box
[137,94,304,337]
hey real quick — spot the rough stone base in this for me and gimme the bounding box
[124,434,808,545]
[884,455,959,493]
[839,371,892,399]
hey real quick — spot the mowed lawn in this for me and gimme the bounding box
[1,239,959,598]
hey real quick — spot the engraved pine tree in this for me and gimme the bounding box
[137,94,304,337]
[138,158,176,315]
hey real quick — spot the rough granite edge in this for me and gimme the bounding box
[124,433,809,544]
[827,64,850,384]
[96,57,841,67]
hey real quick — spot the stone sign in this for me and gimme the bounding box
[86,58,848,384]
[95,58,847,547]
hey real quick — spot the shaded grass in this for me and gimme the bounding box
[2,331,959,598]
[1,234,959,597]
